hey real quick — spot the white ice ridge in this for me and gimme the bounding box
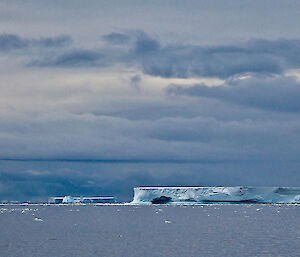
[132,187,300,204]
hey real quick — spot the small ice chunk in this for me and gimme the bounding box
[34,217,43,222]
[164,220,171,224]
[62,196,74,203]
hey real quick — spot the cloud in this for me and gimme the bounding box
[0,34,27,50]
[3,31,300,79]
[1,2,300,202]
[1,32,300,201]
[41,49,102,67]
[1,157,300,202]
[167,75,300,112]
[102,32,131,45]
[1,110,300,162]
[130,74,142,91]
[133,38,300,79]
[132,31,160,54]
[0,33,72,51]
[39,32,300,78]
[104,32,300,79]
[34,35,72,48]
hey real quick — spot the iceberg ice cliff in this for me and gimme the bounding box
[132,187,300,204]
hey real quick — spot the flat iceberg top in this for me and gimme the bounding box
[132,187,300,204]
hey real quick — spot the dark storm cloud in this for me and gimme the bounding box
[167,75,300,112]
[0,33,72,51]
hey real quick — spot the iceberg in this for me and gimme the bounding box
[62,196,75,203]
[48,196,116,204]
[132,187,300,204]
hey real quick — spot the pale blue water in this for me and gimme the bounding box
[0,204,299,257]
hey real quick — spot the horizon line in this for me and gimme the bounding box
[0,158,299,163]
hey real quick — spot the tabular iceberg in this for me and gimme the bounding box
[132,187,300,204]
[48,196,116,204]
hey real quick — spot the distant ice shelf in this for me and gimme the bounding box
[48,196,116,204]
[132,187,300,204]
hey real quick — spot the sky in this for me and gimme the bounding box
[0,0,300,202]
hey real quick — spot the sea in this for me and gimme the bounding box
[0,204,299,257]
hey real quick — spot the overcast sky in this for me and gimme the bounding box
[0,1,300,201]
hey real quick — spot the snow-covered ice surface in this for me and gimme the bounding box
[132,186,300,204]
[0,204,299,257]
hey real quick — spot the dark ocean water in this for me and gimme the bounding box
[0,204,299,257]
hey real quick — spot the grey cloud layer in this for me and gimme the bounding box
[40,34,300,78]
[1,32,300,162]
[1,0,300,202]
[2,32,300,79]
[1,30,300,200]
[1,112,299,161]
[168,75,300,112]
[1,159,299,202]
[1,110,299,201]
[131,36,300,78]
